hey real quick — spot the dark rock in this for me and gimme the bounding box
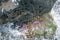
[0,8,3,17]
[0,0,57,25]
[0,0,2,3]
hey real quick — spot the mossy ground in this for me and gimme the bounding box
[25,13,57,38]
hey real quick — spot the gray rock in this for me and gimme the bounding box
[0,0,57,25]
[0,7,3,17]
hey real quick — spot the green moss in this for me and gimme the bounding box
[35,33,40,38]
[46,22,57,34]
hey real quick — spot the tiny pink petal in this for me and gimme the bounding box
[22,24,27,30]
[33,20,40,25]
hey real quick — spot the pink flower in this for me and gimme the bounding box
[22,24,27,30]
[33,20,40,25]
